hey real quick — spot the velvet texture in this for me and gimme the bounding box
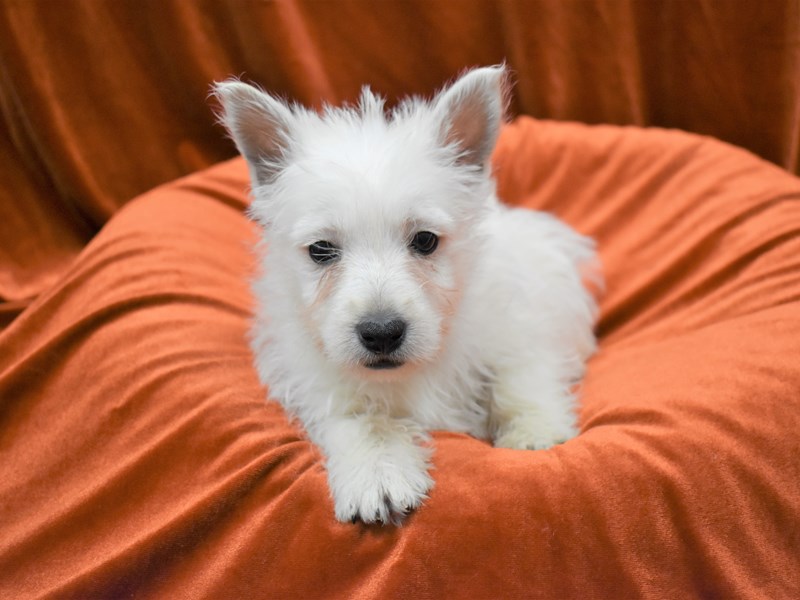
[2,119,799,598]
[1,0,799,323]
[2,2,800,597]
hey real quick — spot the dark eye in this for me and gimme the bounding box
[308,241,340,264]
[410,231,439,256]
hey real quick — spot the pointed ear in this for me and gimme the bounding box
[433,65,507,169]
[212,80,294,186]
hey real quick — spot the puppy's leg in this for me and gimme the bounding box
[480,207,596,451]
[309,413,434,524]
[491,360,580,450]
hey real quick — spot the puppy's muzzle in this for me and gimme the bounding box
[356,316,406,368]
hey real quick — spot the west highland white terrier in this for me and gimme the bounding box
[213,66,599,524]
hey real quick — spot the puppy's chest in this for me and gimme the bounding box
[401,370,494,439]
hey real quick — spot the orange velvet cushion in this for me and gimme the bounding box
[1,117,798,598]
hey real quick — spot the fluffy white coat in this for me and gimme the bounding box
[213,66,599,524]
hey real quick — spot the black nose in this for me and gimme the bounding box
[356,317,407,355]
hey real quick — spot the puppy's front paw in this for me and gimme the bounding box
[494,414,579,451]
[329,451,434,525]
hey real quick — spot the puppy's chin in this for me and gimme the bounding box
[364,358,405,371]
[354,358,413,382]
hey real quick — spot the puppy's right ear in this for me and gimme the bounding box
[432,65,507,170]
[212,80,294,187]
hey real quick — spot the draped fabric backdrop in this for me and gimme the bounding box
[1,0,798,325]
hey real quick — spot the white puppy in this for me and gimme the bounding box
[214,66,599,524]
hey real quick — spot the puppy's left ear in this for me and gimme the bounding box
[212,80,295,187]
[433,65,507,169]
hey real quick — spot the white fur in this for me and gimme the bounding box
[213,66,600,524]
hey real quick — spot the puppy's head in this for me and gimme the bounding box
[214,66,506,381]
